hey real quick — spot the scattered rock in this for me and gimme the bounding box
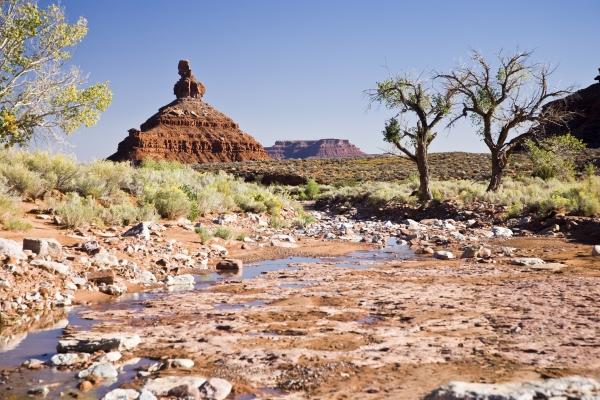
[165,274,195,286]
[168,358,194,369]
[434,251,455,260]
[199,378,233,400]
[0,238,27,260]
[92,251,119,267]
[79,240,101,255]
[27,385,50,397]
[87,269,116,285]
[122,222,151,241]
[50,352,90,366]
[491,226,513,238]
[143,376,207,396]
[101,388,140,400]
[100,284,127,296]
[209,244,228,256]
[511,257,545,266]
[271,240,299,249]
[78,362,119,380]
[424,376,600,400]
[78,380,94,392]
[216,259,243,271]
[58,333,141,353]
[30,259,70,275]
[22,358,45,369]
[593,245,600,256]
[22,238,62,258]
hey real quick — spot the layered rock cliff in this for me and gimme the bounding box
[266,139,365,159]
[540,70,600,148]
[108,60,270,164]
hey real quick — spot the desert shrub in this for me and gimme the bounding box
[75,161,133,200]
[2,217,33,231]
[213,227,233,240]
[194,226,212,244]
[293,212,317,228]
[0,163,51,199]
[525,134,586,180]
[304,179,321,200]
[140,159,183,171]
[152,187,191,219]
[53,193,103,228]
[269,215,289,228]
[19,152,79,192]
[235,232,247,241]
[102,201,145,226]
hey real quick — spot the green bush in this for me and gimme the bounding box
[213,226,233,240]
[194,226,212,244]
[53,193,103,228]
[0,163,50,199]
[525,134,586,180]
[152,187,191,219]
[293,212,317,228]
[2,217,33,231]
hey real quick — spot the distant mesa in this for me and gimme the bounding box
[108,60,270,164]
[265,139,366,160]
[540,68,600,148]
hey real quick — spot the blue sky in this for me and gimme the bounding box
[55,0,599,160]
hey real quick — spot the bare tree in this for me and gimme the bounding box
[439,50,571,191]
[369,74,455,201]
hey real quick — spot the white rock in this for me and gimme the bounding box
[511,257,545,266]
[58,333,141,353]
[78,362,118,380]
[593,245,600,256]
[122,222,151,241]
[433,251,455,260]
[99,351,122,363]
[165,274,195,286]
[271,240,299,249]
[491,226,513,238]
[0,238,27,260]
[50,352,90,366]
[424,376,600,399]
[92,251,120,267]
[199,378,233,400]
[143,376,207,396]
[169,358,194,369]
[101,388,140,400]
[22,238,62,258]
[138,390,157,400]
[30,260,70,275]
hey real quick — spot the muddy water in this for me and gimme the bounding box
[0,239,413,399]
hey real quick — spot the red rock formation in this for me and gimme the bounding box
[108,60,270,164]
[539,70,600,148]
[266,139,366,160]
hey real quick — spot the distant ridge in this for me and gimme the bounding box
[266,139,365,159]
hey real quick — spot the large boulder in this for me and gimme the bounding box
[0,238,27,260]
[22,238,63,258]
[57,333,141,353]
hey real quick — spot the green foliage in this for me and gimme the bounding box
[213,226,233,240]
[293,212,317,229]
[525,134,586,180]
[194,226,212,244]
[0,0,112,146]
[322,175,600,218]
[151,187,191,219]
[2,216,32,231]
[53,192,103,228]
[0,163,49,198]
[304,179,320,200]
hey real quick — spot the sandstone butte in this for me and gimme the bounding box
[108,60,270,164]
[540,68,600,148]
[265,139,366,160]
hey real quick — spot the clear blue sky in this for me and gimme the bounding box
[54,0,599,160]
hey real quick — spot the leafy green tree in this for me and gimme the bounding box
[0,0,112,147]
[440,50,571,191]
[525,134,586,180]
[370,75,455,201]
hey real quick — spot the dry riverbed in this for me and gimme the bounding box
[1,210,600,399]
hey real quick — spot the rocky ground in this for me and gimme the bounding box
[1,207,600,399]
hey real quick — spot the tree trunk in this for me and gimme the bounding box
[416,141,433,201]
[487,149,506,192]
